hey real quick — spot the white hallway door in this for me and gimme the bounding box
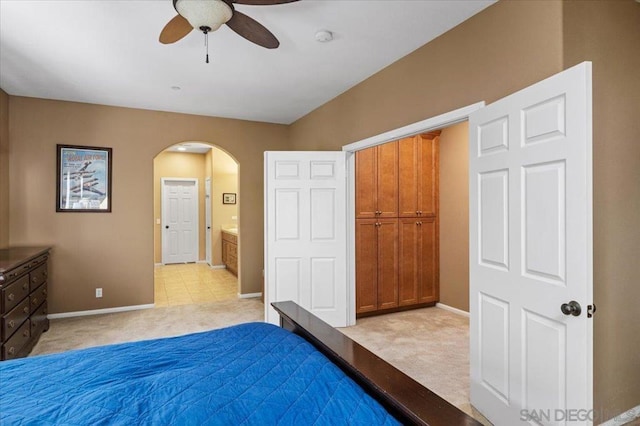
[264,152,348,327]
[162,178,199,265]
[469,62,593,425]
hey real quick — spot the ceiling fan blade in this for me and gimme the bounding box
[233,0,298,5]
[226,11,279,49]
[159,14,193,44]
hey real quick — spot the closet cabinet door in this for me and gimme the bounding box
[377,219,398,309]
[398,137,419,217]
[376,142,398,218]
[355,148,377,219]
[398,218,420,306]
[418,134,439,218]
[418,217,439,304]
[356,220,378,313]
[398,133,440,218]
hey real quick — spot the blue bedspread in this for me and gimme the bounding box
[0,322,399,425]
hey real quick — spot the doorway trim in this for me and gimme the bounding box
[161,177,199,265]
[341,102,485,324]
[205,177,212,266]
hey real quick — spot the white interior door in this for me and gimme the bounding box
[162,178,199,264]
[205,177,212,266]
[264,151,348,327]
[469,62,593,425]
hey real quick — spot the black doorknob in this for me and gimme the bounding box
[561,300,582,316]
[165,225,169,229]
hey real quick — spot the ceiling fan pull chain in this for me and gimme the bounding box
[204,30,209,64]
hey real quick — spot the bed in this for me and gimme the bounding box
[0,301,480,425]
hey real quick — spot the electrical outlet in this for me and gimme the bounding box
[96,288,103,298]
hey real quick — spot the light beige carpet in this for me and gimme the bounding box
[31,300,490,424]
[31,298,263,356]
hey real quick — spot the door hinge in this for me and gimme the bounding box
[587,304,596,318]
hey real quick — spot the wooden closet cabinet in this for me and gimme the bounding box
[355,219,398,314]
[398,217,439,306]
[355,134,439,317]
[355,141,398,219]
[398,132,440,218]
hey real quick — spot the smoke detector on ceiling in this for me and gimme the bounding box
[315,30,333,43]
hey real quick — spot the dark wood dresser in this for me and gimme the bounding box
[0,246,51,361]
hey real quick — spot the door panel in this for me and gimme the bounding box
[398,218,419,306]
[376,142,399,217]
[162,179,198,264]
[418,216,438,303]
[265,151,348,327]
[419,134,439,217]
[355,147,377,219]
[469,62,592,425]
[398,137,419,217]
[377,218,398,309]
[356,220,378,313]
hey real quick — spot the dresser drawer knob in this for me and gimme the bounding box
[23,329,29,337]
[32,298,39,305]
[23,306,29,314]
[23,282,29,291]
[8,320,15,328]
[32,277,38,284]
[8,347,15,355]
[7,293,14,301]
[43,270,48,277]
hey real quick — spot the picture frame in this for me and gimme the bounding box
[56,144,112,212]
[222,193,236,205]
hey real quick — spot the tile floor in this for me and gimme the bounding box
[154,263,238,307]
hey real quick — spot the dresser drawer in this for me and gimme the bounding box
[2,319,30,360]
[1,274,30,313]
[30,301,49,339]
[2,297,31,341]
[29,263,48,291]
[30,283,48,314]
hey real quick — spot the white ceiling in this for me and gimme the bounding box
[0,0,494,125]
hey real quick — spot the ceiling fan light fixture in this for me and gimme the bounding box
[174,0,233,33]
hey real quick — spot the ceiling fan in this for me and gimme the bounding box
[159,0,298,54]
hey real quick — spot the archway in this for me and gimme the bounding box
[152,141,241,307]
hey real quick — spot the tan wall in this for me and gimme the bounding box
[8,97,289,313]
[438,122,469,312]
[0,89,8,248]
[153,152,207,264]
[562,0,640,418]
[289,0,564,151]
[210,147,238,266]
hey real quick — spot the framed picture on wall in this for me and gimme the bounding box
[222,193,236,205]
[56,144,112,212]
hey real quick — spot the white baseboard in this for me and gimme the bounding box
[436,302,470,318]
[209,264,226,270]
[599,404,640,426]
[238,292,262,299]
[48,304,155,319]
